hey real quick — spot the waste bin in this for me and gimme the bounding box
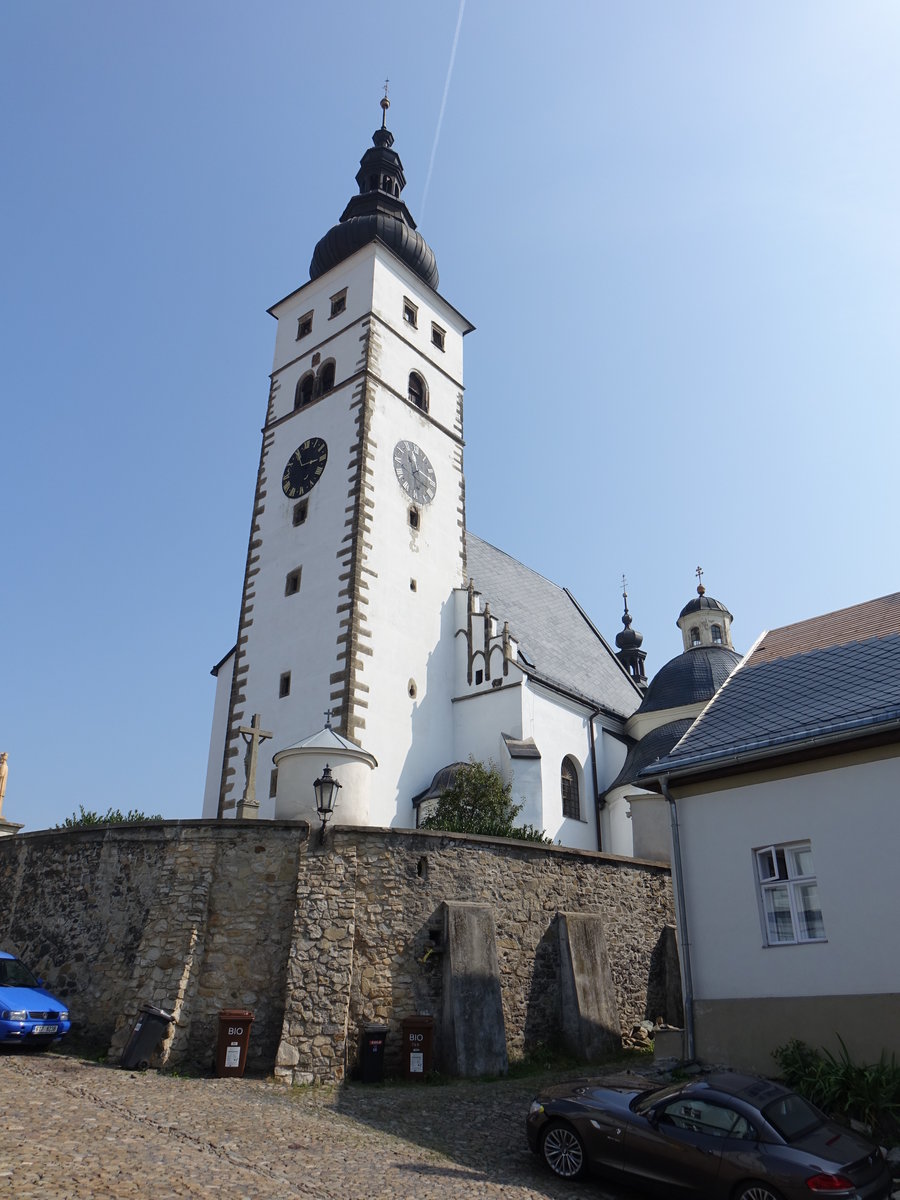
[216,1009,254,1078]
[359,1023,389,1083]
[120,1004,175,1070]
[401,1014,434,1080]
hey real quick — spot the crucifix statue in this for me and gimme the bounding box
[236,714,272,819]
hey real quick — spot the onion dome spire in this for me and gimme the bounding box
[309,93,439,289]
[615,576,648,689]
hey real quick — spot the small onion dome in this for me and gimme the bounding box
[616,607,644,651]
[309,124,439,290]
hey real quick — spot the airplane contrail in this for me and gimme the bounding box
[420,0,466,220]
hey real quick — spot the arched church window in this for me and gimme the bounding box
[295,373,314,409]
[408,372,427,411]
[711,624,723,644]
[690,626,701,647]
[561,757,580,820]
[318,360,335,395]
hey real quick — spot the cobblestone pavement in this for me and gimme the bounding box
[0,1050,652,1200]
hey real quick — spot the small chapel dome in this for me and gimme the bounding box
[309,111,439,289]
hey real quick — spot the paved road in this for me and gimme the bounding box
[0,1050,649,1200]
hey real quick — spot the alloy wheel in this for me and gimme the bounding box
[542,1122,586,1179]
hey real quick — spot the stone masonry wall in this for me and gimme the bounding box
[0,821,674,1081]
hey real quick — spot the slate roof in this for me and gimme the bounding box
[606,718,696,791]
[465,533,641,719]
[637,646,742,713]
[644,592,900,779]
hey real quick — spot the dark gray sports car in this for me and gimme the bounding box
[526,1072,893,1199]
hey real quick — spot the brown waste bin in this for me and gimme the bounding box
[216,1009,254,1078]
[401,1014,434,1080]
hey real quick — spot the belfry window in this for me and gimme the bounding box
[408,372,427,411]
[690,626,701,647]
[561,757,580,820]
[296,311,313,341]
[431,323,445,351]
[318,361,335,395]
[711,624,723,644]
[295,373,314,409]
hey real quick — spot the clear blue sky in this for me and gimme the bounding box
[2,2,898,831]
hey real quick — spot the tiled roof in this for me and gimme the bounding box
[637,646,742,713]
[645,592,900,778]
[465,533,641,719]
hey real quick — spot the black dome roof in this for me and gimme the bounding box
[638,645,742,714]
[309,122,439,290]
[311,214,438,289]
[678,593,732,621]
[607,718,696,791]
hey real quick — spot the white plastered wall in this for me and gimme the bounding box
[676,750,900,1000]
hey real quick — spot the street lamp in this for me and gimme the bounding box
[313,763,341,843]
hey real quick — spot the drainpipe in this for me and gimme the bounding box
[659,774,696,1062]
[588,706,603,851]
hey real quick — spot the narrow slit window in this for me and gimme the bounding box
[292,499,308,526]
[279,671,291,698]
[408,506,420,530]
[431,323,445,351]
[269,768,278,798]
[561,757,580,819]
[285,567,302,596]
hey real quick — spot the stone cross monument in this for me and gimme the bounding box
[236,716,272,820]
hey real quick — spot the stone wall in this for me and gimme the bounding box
[0,820,675,1082]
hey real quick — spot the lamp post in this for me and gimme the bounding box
[314,763,341,843]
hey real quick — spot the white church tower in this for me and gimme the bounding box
[203,97,474,826]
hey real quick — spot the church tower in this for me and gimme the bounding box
[203,99,474,826]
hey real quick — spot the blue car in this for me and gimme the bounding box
[0,950,71,1047]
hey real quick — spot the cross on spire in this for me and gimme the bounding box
[381,79,390,127]
[695,565,705,595]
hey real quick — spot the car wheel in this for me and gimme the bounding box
[540,1120,588,1180]
[734,1182,785,1200]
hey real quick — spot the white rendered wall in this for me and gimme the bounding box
[676,751,900,1000]
[202,652,234,818]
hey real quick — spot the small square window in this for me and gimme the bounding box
[292,499,308,527]
[408,506,420,530]
[285,567,302,596]
[403,299,418,327]
[474,669,484,685]
[269,768,278,798]
[296,311,313,340]
[330,290,347,319]
[279,671,291,698]
[410,578,417,592]
[431,323,445,351]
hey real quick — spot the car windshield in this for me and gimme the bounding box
[762,1093,823,1142]
[0,958,39,988]
[632,1083,688,1115]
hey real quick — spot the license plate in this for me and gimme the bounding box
[32,1024,58,1035]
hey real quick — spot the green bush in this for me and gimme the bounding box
[421,759,551,843]
[56,805,164,828]
[773,1036,900,1144]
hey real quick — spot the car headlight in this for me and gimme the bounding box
[59,1011,69,1021]
[528,1099,545,1116]
[2,1011,27,1021]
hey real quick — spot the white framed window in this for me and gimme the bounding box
[711,623,723,644]
[755,841,825,946]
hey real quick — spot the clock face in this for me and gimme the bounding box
[282,437,328,499]
[393,440,437,506]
